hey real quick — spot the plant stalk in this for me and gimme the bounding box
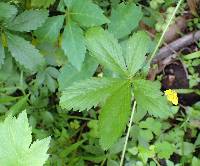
[147,0,184,65]
[120,101,137,166]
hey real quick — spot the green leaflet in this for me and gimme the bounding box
[36,66,59,92]
[31,0,56,8]
[108,3,143,39]
[46,73,57,92]
[35,15,65,43]
[133,79,171,118]
[64,0,73,9]
[99,81,131,150]
[9,95,28,116]
[0,111,50,166]
[85,27,127,76]
[70,0,109,27]
[7,9,48,32]
[6,32,45,71]
[0,38,5,67]
[60,78,127,111]
[155,141,175,159]
[61,21,86,71]
[139,118,162,136]
[125,31,151,76]
[0,2,17,20]
[58,55,98,91]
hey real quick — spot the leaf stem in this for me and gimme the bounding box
[152,157,161,166]
[147,0,184,65]
[120,101,136,166]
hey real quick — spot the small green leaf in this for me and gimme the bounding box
[61,21,86,71]
[192,157,200,166]
[139,118,162,136]
[139,129,153,142]
[0,38,5,67]
[60,78,126,111]
[125,31,151,76]
[35,15,65,43]
[70,0,109,27]
[86,27,127,76]
[138,146,155,164]
[155,141,175,159]
[0,2,17,20]
[99,81,131,150]
[179,142,195,156]
[7,9,48,32]
[0,111,50,166]
[58,55,98,91]
[7,32,45,71]
[133,79,171,118]
[46,74,57,92]
[108,3,143,39]
[9,95,28,116]
[133,105,147,123]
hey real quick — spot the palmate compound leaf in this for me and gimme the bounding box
[61,21,86,71]
[60,78,128,112]
[125,31,151,76]
[0,2,17,21]
[108,2,143,39]
[6,9,48,32]
[133,79,171,119]
[99,81,131,150]
[6,32,45,71]
[70,0,109,27]
[85,27,128,76]
[0,111,50,166]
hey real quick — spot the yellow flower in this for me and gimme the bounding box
[164,89,178,105]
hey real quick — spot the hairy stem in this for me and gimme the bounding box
[120,101,137,166]
[147,0,184,65]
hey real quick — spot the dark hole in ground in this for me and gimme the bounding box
[161,61,200,106]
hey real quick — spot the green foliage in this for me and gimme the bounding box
[155,141,175,159]
[35,15,65,43]
[86,27,127,76]
[61,21,86,70]
[133,79,171,118]
[125,31,151,75]
[108,2,142,39]
[60,78,126,111]
[0,0,198,165]
[70,0,109,27]
[0,2,17,20]
[31,0,56,8]
[33,0,109,70]
[6,33,45,71]
[0,111,50,166]
[99,81,131,150]
[6,9,48,32]
[139,118,162,135]
[0,38,5,67]
[61,27,170,150]
[58,55,98,91]
[0,4,47,72]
